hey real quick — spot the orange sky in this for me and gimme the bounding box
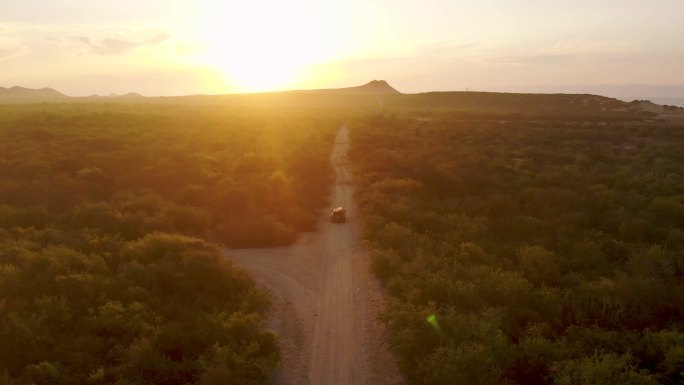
[2,0,683,97]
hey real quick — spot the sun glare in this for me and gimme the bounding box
[195,0,345,92]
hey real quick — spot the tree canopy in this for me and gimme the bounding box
[0,103,341,384]
[351,113,684,385]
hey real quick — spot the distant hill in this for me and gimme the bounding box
[621,97,684,108]
[0,86,67,99]
[156,88,663,120]
[386,91,627,112]
[299,80,401,95]
[2,82,682,122]
[0,87,146,101]
[119,92,144,98]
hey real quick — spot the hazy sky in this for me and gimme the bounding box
[1,0,683,96]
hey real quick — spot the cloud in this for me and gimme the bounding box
[413,40,506,57]
[543,39,637,55]
[485,54,572,66]
[0,40,30,60]
[482,39,639,67]
[338,40,504,72]
[73,33,170,55]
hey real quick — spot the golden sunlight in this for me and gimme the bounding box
[195,0,347,92]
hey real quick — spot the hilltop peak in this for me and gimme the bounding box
[301,80,401,95]
[365,80,390,86]
[358,80,400,94]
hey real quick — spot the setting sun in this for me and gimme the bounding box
[193,0,349,92]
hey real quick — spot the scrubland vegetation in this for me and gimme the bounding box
[0,103,339,384]
[0,92,679,385]
[351,114,684,385]
[0,104,338,247]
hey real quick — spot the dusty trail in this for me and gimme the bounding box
[224,126,402,385]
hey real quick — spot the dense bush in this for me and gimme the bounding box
[351,114,684,385]
[0,233,279,385]
[0,103,339,247]
[0,103,341,384]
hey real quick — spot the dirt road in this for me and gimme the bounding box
[224,126,402,385]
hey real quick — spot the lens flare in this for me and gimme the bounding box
[426,313,442,334]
